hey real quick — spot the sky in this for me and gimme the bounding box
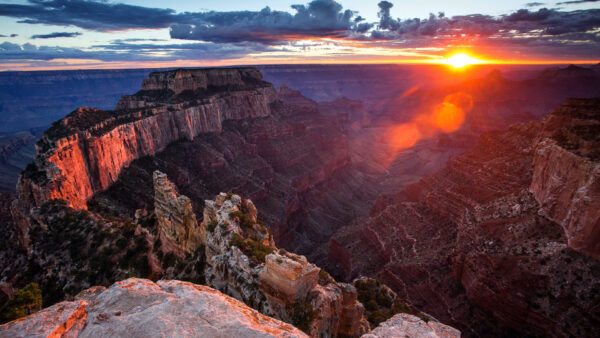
[0,0,598,70]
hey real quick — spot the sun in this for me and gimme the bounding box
[440,53,486,69]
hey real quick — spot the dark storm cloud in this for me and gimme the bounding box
[526,2,546,6]
[170,0,360,44]
[0,0,182,31]
[31,32,82,39]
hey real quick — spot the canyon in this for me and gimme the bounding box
[0,66,599,337]
[326,98,600,336]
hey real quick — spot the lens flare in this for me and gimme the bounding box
[431,92,473,132]
[383,91,473,166]
[386,123,422,151]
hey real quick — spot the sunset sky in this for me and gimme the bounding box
[0,0,598,70]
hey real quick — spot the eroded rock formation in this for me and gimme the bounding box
[200,192,371,337]
[154,170,203,254]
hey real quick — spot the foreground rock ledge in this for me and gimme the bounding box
[362,313,460,338]
[0,278,461,337]
[0,278,307,338]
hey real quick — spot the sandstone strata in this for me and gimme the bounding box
[529,98,600,258]
[15,68,275,213]
[0,278,307,338]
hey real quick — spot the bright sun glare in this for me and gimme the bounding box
[441,53,485,68]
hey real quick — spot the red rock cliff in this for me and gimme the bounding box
[15,68,276,213]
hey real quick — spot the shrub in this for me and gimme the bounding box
[318,269,334,285]
[292,297,315,333]
[207,220,218,232]
[229,211,255,229]
[230,233,274,265]
[0,283,43,323]
[368,310,391,327]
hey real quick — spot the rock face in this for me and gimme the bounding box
[154,170,203,254]
[86,79,368,262]
[0,278,307,338]
[328,98,600,336]
[200,192,370,337]
[362,313,460,338]
[529,98,600,258]
[15,67,275,213]
[260,250,320,305]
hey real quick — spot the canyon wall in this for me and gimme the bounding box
[326,98,600,336]
[529,99,600,258]
[15,68,276,213]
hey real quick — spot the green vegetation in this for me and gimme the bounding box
[292,297,315,334]
[230,233,274,265]
[207,219,219,232]
[318,268,335,285]
[229,210,255,229]
[0,283,42,323]
[355,278,428,327]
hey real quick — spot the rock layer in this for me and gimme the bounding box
[328,99,600,336]
[16,68,275,212]
[153,170,203,254]
[0,278,307,338]
[529,98,600,258]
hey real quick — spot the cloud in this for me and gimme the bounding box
[0,41,272,62]
[0,0,598,63]
[0,0,182,31]
[556,0,599,4]
[31,32,82,39]
[170,0,360,44]
[0,33,17,37]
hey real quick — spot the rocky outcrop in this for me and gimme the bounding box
[154,170,203,254]
[362,313,460,338]
[15,67,276,214]
[328,99,600,336]
[0,278,307,337]
[259,249,320,307]
[200,192,370,337]
[529,98,600,258]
